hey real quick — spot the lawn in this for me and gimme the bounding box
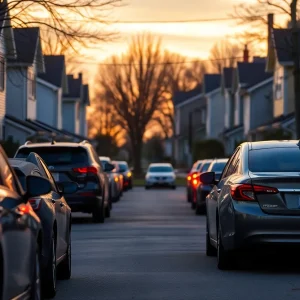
[133,177,186,187]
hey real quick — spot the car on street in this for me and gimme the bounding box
[99,156,121,202]
[190,159,213,209]
[0,145,53,300]
[145,163,176,189]
[10,152,78,298]
[186,160,203,203]
[15,140,114,223]
[203,140,300,270]
[195,158,228,215]
[111,161,124,195]
[113,161,133,190]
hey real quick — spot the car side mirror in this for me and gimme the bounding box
[57,182,79,194]
[199,172,216,185]
[104,162,115,172]
[25,175,52,200]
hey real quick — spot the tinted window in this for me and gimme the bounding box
[148,166,173,172]
[211,161,227,172]
[118,163,128,172]
[16,147,88,165]
[196,162,203,170]
[249,147,300,172]
[200,162,211,172]
[14,169,26,190]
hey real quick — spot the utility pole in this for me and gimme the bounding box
[291,0,300,138]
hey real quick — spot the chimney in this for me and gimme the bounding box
[78,73,83,82]
[243,44,249,62]
[267,13,274,51]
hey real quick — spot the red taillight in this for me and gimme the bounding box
[230,184,279,201]
[17,203,31,214]
[29,197,42,211]
[73,166,98,174]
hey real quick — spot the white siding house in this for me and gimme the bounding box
[80,84,90,136]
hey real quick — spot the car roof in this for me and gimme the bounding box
[115,161,128,164]
[99,156,110,161]
[9,159,40,176]
[202,159,214,163]
[18,142,89,149]
[149,163,172,166]
[248,140,300,150]
[211,158,228,163]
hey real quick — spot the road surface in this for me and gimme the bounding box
[56,187,300,300]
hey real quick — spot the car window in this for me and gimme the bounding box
[222,148,241,179]
[148,166,173,172]
[0,153,18,192]
[118,163,128,172]
[90,147,103,171]
[199,162,211,172]
[14,169,26,190]
[196,162,203,170]
[38,158,57,192]
[210,161,228,172]
[16,147,89,165]
[248,147,300,172]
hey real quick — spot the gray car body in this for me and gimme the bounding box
[206,141,300,253]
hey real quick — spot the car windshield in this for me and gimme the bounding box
[16,147,89,165]
[249,147,300,172]
[118,163,128,172]
[200,162,211,172]
[148,166,173,172]
[211,161,227,172]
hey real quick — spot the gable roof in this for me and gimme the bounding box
[223,67,234,89]
[237,60,272,89]
[203,74,221,94]
[83,84,90,105]
[173,84,202,106]
[39,55,66,88]
[63,74,82,99]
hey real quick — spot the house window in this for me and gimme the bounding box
[28,71,36,98]
[0,56,5,91]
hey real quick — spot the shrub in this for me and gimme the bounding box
[192,139,225,161]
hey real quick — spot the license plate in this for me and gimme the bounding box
[52,173,59,182]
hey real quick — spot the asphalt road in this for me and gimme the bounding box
[56,187,300,300]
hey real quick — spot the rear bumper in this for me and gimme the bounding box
[221,202,300,251]
[64,194,103,213]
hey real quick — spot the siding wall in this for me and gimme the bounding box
[57,88,62,129]
[0,31,6,140]
[79,103,86,136]
[62,100,75,133]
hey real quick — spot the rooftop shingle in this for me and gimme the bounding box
[203,74,221,94]
[173,84,202,106]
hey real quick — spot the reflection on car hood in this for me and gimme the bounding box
[146,172,175,177]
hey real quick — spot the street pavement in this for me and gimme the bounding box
[56,187,300,300]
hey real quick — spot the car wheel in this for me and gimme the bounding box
[57,233,71,280]
[172,185,176,190]
[42,234,56,298]
[217,225,235,270]
[206,221,217,256]
[145,186,150,190]
[92,201,105,223]
[31,243,42,300]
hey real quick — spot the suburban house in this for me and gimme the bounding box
[0,2,16,140]
[62,73,89,136]
[203,74,223,139]
[4,27,47,144]
[173,85,206,165]
[37,55,68,130]
[235,58,273,141]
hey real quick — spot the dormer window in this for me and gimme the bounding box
[0,56,5,91]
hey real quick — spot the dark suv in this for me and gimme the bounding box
[15,140,114,223]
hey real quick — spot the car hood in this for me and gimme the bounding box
[146,172,174,177]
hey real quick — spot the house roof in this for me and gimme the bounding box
[203,74,221,94]
[38,55,66,87]
[63,74,82,98]
[237,60,272,89]
[173,84,202,106]
[10,27,40,64]
[83,84,90,105]
[5,114,46,132]
[0,2,7,35]
[223,67,234,89]
[272,28,297,63]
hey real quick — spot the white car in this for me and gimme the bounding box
[145,163,176,189]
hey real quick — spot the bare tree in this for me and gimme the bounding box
[209,40,241,73]
[0,0,122,52]
[95,33,172,174]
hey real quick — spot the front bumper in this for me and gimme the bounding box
[221,201,300,251]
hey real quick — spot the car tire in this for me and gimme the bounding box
[172,185,176,190]
[206,222,217,257]
[145,186,150,190]
[92,201,105,223]
[217,225,235,270]
[105,204,111,218]
[31,243,42,300]
[57,233,72,280]
[42,234,56,298]
[191,201,196,209]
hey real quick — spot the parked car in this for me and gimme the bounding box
[99,156,121,202]
[195,158,228,215]
[113,161,133,190]
[10,152,78,298]
[190,159,213,209]
[186,160,203,203]
[145,163,176,189]
[0,145,52,300]
[204,141,300,270]
[15,140,114,223]
[111,161,124,196]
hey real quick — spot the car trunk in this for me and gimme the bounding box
[250,172,300,215]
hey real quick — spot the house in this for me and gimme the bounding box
[37,55,68,129]
[173,85,206,165]
[62,73,89,136]
[203,74,223,139]
[0,2,16,140]
[5,27,47,144]
[235,59,273,141]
